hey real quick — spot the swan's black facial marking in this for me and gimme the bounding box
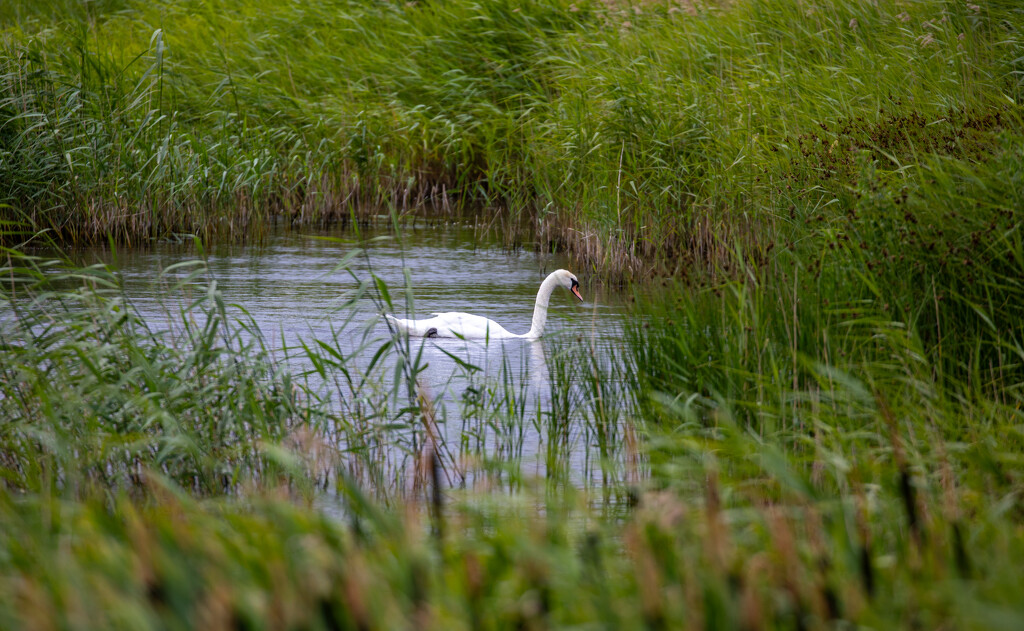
[570,277,583,302]
[425,327,438,338]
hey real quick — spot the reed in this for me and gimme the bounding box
[2,0,1021,278]
[2,0,1023,626]
[2,228,1023,628]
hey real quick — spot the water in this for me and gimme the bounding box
[67,225,637,495]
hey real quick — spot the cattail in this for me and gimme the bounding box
[859,544,875,598]
[898,468,923,547]
[429,446,443,542]
[853,483,875,598]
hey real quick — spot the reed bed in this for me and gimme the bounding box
[620,268,1024,629]
[2,220,1024,627]
[2,0,1023,627]
[2,0,1021,278]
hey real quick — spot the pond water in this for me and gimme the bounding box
[68,225,640,497]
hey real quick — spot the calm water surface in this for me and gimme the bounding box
[75,226,638,491]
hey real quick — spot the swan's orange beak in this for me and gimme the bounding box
[571,284,583,302]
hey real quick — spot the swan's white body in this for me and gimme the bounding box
[385,269,582,340]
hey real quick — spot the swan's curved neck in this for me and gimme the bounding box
[523,272,562,339]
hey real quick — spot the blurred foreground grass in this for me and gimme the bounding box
[2,0,1023,627]
[2,235,1023,628]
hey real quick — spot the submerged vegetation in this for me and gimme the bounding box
[2,0,1024,628]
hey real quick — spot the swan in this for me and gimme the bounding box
[385,269,583,340]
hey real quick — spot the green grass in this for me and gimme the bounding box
[2,0,1024,627]
[2,0,1022,276]
[0,253,315,496]
[2,227,1023,628]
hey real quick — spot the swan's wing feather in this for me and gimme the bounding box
[435,313,510,337]
[386,312,519,339]
[430,312,517,338]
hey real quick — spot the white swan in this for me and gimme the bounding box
[385,269,583,340]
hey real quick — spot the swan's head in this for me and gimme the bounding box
[553,269,583,302]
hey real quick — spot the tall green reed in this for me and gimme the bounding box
[3,0,1021,280]
[2,232,1023,628]
[0,248,317,496]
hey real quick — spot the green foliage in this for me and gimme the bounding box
[2,0,1024,627]
[1,232,1022,628]
[623,236,1024,629]
[1,0,1022,276]
[0,253,314,495]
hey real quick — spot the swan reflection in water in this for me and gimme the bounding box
[404,334,553,410]
[379,267,602,484]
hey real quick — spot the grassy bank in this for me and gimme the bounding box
[3,232,1024,627]
[2,0,1022,276]
[3,0,1024,627]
